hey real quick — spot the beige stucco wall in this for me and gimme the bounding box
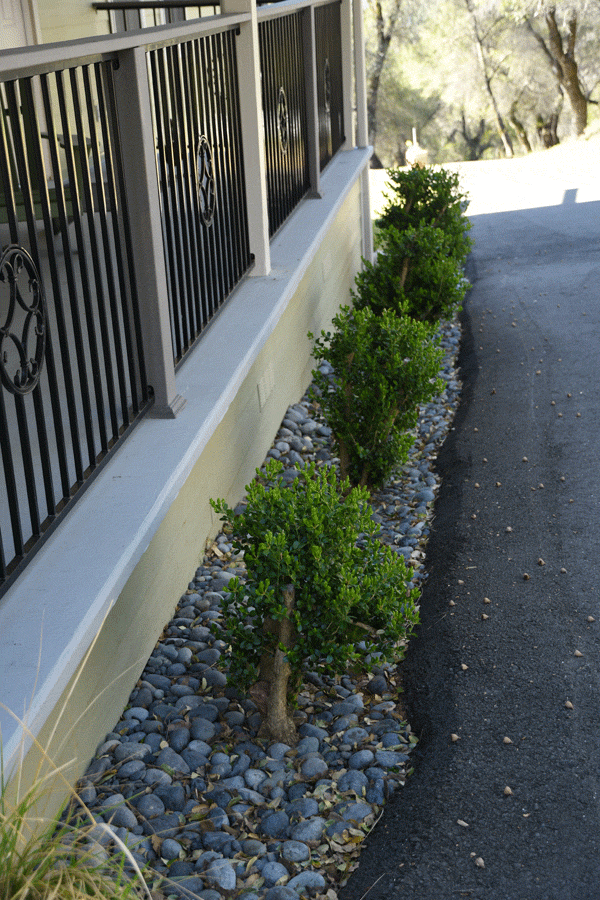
[13,178,363,821]
[37,0,111,44]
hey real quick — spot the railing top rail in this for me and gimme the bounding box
[0,11,249,80]
[256,0,339,22]
[93,1,216,7]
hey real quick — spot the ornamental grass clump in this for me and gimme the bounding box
[310,306,444,489]
[353,222,469,324]
[211,460,419,745]
[377,165,472,266]
[0,717,152,900]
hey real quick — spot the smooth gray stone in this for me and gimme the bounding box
[169,727,190,752]
[264,889,297,900]
[143,768,172,786]
[155,782,187,812]
[203,832,231,852]
[267,742,292,760]
[155,747,190,775]
[295,736,319,755]
[190,718,216,742]
[233,786,265,806]
[287,871,326,892]
[134,794,165,819]
[366,780,386,805]
[241,838,267,857]
[286,797,319,820]
[230,751,251,776]
[375,750,410,767]
[142,813,182,838]
[117,760,146,778]
[114,741,152,762]
[367,676,388,696]
[262,861,290,885]
[100,800,138,831]
[124,706,150,721]
[244,768,267,789]
[161,838,183,860]
[337,770,369,794]
[343,726,370,746]
[337,800,373,822]
[204,859,237,891]
[260,810,290,838]
[218,775,245,792]
[297,723,327,741]
[164,878,205,900]
[207,807,229,829]
[349,749,375,769]
[281,840,310,862]
[290,816,326,843]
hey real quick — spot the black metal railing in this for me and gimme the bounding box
[0,61,150,594]
[315,0,344,170]
[1,0,350,597]
[147,27,252,365]
[258,10,310,237]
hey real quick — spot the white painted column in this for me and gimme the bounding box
[340,0,354,150]
[113,46,185,418]
[221,0,271,276]
[303,5,321,198]
[352,0,374,262]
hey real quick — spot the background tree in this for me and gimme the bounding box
[364,0,600,165]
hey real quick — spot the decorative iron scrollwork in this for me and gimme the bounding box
[0,245,47,397]
[277,87,289,154]
[196,135,216,226]
[324,58,331,114]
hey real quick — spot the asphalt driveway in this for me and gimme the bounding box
[341,142,600,900]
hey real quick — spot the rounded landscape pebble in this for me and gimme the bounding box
[69,317,462,898]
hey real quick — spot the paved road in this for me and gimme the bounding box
[341,146,600,900]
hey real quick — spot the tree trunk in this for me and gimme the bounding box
[527,11,587,137]
[510,104,532,153]
[465,0,513,158]
[545,9,587,136]
[366,0,402,152]
[251,585,297,745]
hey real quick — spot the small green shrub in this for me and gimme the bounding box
[211,460,419,743]
[310,306,444,488]
[377,165,472,265]
[353,223,469,324]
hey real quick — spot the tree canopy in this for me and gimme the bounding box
[363,0,600,164]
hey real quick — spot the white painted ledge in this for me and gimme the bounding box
[0,147,371,778]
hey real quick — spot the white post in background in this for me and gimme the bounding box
[352,0,374,261]
[302,5,322,198]
[113,46,186,418]
[340,0,353,150]
[221,0,271,276]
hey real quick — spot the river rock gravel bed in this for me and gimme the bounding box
[70,317,462,900]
